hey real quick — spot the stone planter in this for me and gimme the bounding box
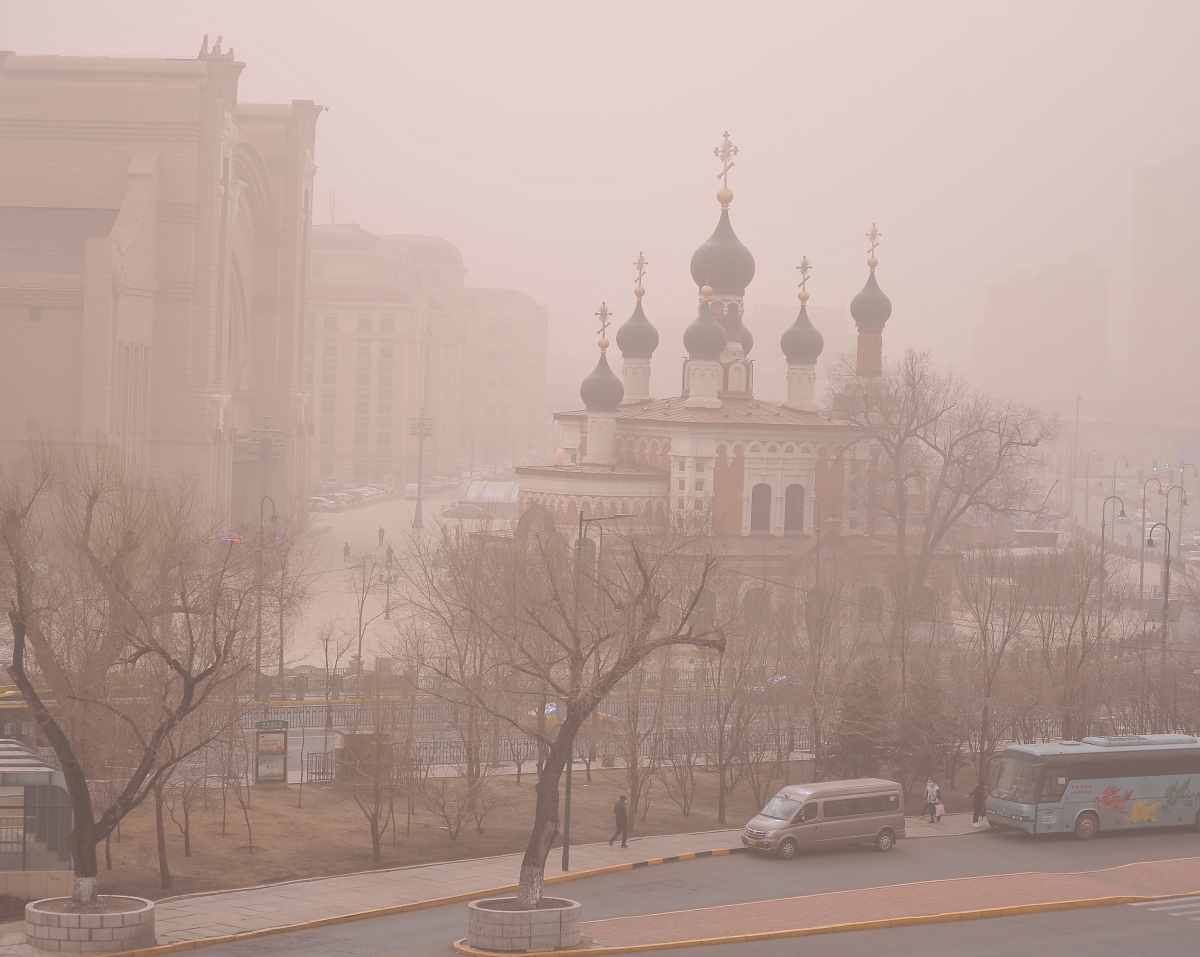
[25,896,155,955]
[467,896,581,952]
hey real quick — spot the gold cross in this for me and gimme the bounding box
[633,252,648,286]
[595,302,612,338]
[714,131,738,188]
[867,223,882,256]
[796,256,812,292]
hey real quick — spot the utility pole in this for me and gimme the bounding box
[410,408,434,530]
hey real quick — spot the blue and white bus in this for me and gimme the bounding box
[986,734,1200,840]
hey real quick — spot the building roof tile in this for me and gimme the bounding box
[0,206,118,270]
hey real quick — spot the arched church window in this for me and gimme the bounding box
[750,483,771,533]
[784,484,805,533]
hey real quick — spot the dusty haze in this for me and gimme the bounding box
[7,0,1199,401]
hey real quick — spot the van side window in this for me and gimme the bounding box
[799,802,817,823]
[822,794,898,818]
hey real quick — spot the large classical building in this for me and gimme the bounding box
[0,46,320,524]
[306,226,550,486]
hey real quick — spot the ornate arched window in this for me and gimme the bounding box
[783,484,804,533]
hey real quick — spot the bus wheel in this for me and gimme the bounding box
[1074,811,1099,840]
[875,828,896,852]
[776,838,799,860]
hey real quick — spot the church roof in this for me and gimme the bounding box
[0,206,118,270]
[556,396,847,430]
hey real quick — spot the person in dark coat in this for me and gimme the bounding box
[343,542,351,563]
[968,782,987,827]
[609,795,628,847]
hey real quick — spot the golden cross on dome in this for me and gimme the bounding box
[714,131,738,188]
[595,302,612,338]
[633,252,648,287]
[796,256,812,292]
[867,223,882,257]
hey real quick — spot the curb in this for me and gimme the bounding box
[450,890,1200,956]
[98,846,747,957]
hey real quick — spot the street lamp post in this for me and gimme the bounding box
[256,495,277,700]
[1080,448,1102,532]
[409,408,434,530]
[563,511,632,873]
[1146,522,1172,684]
[1098,494,1125,649]
[1140,476,1163,600]
[1165,484,1186,566]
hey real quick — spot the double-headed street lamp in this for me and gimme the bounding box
[1165,484,1186,565]
[409,407,434,530]
[1146,522,1173,681]
[562,511,633,874]
[1139,476,1163,600]
[255,495,277,700]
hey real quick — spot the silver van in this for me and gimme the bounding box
[741,778,905,859]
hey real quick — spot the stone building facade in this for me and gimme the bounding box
[0,47,320,525]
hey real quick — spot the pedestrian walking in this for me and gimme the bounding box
[378,526,386,547]
[968,782,987,827]
[609,795,628,848]
[343,541,351,563]
[934,786,944,823]
[923,778,938,823]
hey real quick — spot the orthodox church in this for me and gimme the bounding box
[516,134,894,571]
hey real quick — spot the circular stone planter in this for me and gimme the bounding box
[467,897,581,953]
[26,896,155,955]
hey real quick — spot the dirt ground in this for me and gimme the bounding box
[96,764,815,900]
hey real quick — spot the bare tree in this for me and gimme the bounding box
[1,447,267,904]
[398,518,727,907]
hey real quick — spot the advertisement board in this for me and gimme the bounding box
[255,720,288,784]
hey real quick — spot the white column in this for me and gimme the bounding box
[621,357,652,404]
[783,363,818,412]
[583,412,617,465]
[685,359,722,409]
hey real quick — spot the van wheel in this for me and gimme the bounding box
[776,838,799,860]
[1074,811,1099,841]
[874,828,896,852]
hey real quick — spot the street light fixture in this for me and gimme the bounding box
[563,511,633,874]
[1140,476,1163,600]
[1165,484,1186,564]
[1145,522,1173,680]
[255,494,277,700]
[409,408,434,530]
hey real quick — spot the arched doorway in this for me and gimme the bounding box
[750,483,771,533]
[783,484,804,533]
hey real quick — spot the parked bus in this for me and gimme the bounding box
[986,734,1200,840]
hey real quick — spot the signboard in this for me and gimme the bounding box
[255,720,288,784]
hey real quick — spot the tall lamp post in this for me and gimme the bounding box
[256,495,277,699]
[1165,484,1186,566]
[1146,522,1172,684]
[409,407,434,530]
[562,511,632,873]
[1098,494,1125,649]
[1079,448,1102,532]
[384,544,394,620]
[1140,476,1163,600]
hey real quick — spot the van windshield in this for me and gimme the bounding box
[760,796,801,820]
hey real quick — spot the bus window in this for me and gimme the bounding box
[993,752,1041,804]
[1038,766,1069,802]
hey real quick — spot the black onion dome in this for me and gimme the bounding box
[850,270,892,331]
[580,352,624,411]
[615,299,659,359]
[739,322,754,356]
[781,302,824,363]
[683,299,727,361]
[689,209,756,296]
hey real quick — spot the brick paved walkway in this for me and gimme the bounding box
[582,856,1200,947]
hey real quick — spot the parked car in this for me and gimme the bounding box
[405,483,419,500]
[742,779,905,858]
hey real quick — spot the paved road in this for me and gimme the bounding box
[189,827,1200,956]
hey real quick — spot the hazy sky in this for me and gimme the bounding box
[8,1,1200,392]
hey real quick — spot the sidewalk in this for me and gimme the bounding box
[0,814,976,956]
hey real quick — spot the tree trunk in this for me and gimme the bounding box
[154,780,172,890]
[182,800,192,857]
[70,833,99,904]
[516,743,567,908]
